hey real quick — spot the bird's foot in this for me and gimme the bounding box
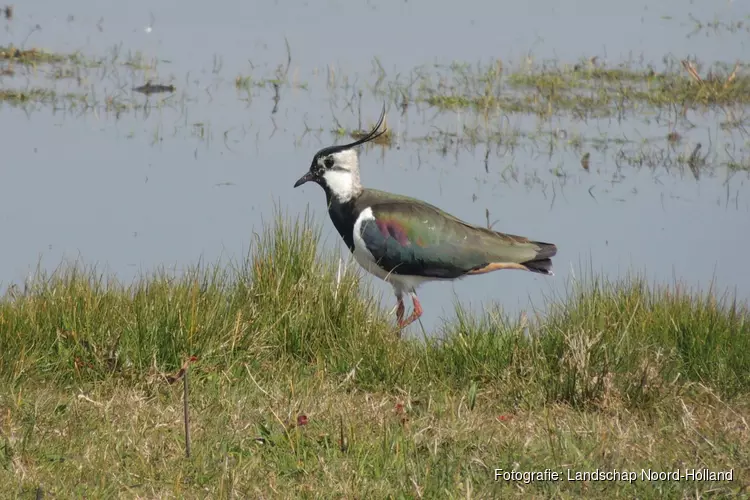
[397,295,423,330]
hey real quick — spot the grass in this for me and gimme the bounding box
[1,212,749,497]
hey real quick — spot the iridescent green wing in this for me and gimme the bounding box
[357,191,555,278]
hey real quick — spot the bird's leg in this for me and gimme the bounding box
[395,293,406,326]
[398,293,423,329]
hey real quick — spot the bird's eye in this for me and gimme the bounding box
[324,156,334,168]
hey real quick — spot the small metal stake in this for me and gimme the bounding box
[183,368,191,458]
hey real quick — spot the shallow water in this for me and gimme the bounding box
[1,0,748,333]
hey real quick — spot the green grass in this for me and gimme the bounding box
[1,211,748,497]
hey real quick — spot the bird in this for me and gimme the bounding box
[293,106,557,332]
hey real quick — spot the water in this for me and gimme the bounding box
[1,0,748,332]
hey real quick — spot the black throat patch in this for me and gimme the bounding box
[327,197,359,253]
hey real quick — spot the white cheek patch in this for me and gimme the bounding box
[323,170,356,202]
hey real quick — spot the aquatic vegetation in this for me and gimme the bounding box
[415,57,750,117]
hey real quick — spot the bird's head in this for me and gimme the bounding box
[294,106,387,203]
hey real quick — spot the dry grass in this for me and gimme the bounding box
[1,375,747,498]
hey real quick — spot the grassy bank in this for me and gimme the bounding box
[1,213,748,498]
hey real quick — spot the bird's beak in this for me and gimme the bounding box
[294,171,315,188]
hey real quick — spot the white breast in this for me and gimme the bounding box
[352,207,391,281]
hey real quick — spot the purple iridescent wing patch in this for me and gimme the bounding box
[376,218,410,246]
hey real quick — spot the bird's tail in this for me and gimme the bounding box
[520,241,557,276]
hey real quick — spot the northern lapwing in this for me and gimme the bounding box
[294,107,557,331]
